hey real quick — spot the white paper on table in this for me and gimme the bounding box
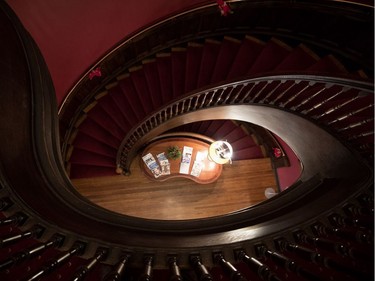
[181,146,193,164]
[190,161,203,177]
[195,151,207,162]
[179,162,190,174]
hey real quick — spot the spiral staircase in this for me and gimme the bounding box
[0,1,374,281]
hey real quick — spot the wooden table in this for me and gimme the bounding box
[140,137,222,184]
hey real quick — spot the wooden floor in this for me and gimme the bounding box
[72,157,278,220]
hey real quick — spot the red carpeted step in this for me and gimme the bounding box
[197,39,221,88]
[307,54,348,75]
[95,93,132,133]
[211,120,238,140]
[73,133,117,158]
[142,59,163,109]
[211,36,241,83]
[69,164,116,179]
[227,35,265,79]
[232,145,265,160]
[156,53,173,104]
[107,85,139,126]
[129,66,154,114]
[78,118,121,149]
[274,44,319,71]
[118,75,146,121]
[69,148,115,167]
[222,124,248,141]
[188,122,203,133]
[230,135,258,151]
[184,42,203,93]
[171,48,187,99]
[196,120,213,133]
[203,120,227,137]
[247,38,291,75]
[86,106,125,141]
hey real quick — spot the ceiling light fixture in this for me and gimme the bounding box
[208,140,233,164]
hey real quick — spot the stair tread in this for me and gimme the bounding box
[247,38,291,75]
[197,39,221,88]
[211,36,242,83]
[227,35,265,79]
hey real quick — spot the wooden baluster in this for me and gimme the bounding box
[315,92,358,120]
[207,90,217,108]
[250,81,268,103]
[213,252,247,281]
[0,197,13,211]
[312,222,373,260]
[215,88,225,105]
[0,234,64,271]
[304,84,348,114]
[0,225,44,247]
[295,85,326,111]
[104,253,131,281]
[223,86,235,104]
[293,231,370,279]
[255,243,323,281]
[235,249,281,281]
[294,230,349,256]
[239,82,257,103]
[139,255,153,281]
[260,80,284,104]
[282,82,310,107]
[190,255,213,281]
[356,193,374,209]
[272,80,296,105]
[331,211,373,233]
[231,83,247,104]
[344,203,373,218]
[72,247,108,281]
[24,241,86,281]
[314,219,372,244]
[196,91,206,108]
[0,212,27,227]
[168,256,182,281]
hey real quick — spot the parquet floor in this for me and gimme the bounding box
[72,157,277,220]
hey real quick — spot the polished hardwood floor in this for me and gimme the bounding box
[72,157,278,220]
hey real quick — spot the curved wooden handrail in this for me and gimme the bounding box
[116,74,374,174]
[1,0,373,270]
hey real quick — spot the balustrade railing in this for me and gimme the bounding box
[24,241,85,281]
[116,75,373,174]
[0,225,44,247]
[0,234,64,271]
[72,247,108,281]
[0,212,27,227]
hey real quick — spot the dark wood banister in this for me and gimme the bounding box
[1,0,373,272]
[116,74,373,174]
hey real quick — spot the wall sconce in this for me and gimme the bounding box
[208,140,233,164]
